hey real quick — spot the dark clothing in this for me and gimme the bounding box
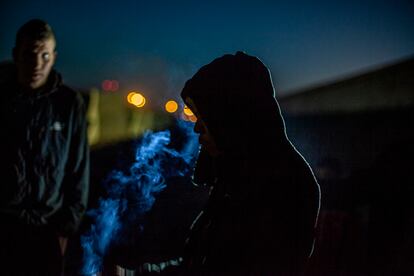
[181,52,320,275]
[0,63,89,274]
[366,143,414,275]
[0,220,63,275]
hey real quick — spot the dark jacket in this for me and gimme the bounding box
[181,52,320,275]
[0,63,89,236]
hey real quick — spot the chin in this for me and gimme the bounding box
[28,80,46,90]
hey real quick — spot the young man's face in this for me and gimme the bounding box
[14,37,56,90]
[186,97,222,157]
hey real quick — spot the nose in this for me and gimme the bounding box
[34,54,43,70]
[26,55,42,71]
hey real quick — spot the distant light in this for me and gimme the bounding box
[183,105,194,116]
[128,92,146,107]
[180,110,197,123]
[111,80,119,91]
[102,80,119,92]
[188,115,197,123]
[102,80,112,91]
[127,92,147,108]
[165,100,178,113]
[127,92,136,103]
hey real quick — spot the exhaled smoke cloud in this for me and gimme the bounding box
[81,121,199,275]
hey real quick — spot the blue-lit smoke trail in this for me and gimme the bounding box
[81,121,199,275]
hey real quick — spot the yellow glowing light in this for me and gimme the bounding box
[165,100,178,113]
[127,92,136,103]
[183,105,194,116]
[129,92,146,108]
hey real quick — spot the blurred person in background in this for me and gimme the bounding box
[0,19,89,275]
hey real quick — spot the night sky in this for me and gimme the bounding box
[1,0,413,105]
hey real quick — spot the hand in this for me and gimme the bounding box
[58,236,68,256]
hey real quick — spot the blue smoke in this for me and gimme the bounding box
[81,121,199,275]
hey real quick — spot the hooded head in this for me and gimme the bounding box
[181,52,290,185]
[181,52,291,187]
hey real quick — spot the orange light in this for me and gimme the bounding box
[183,105,194,116]
[131,93,146,107]
[127,92,146,108]
[181,110,197,122]
[127,92,136,103]
[165,100,178,113]
[188,115,197,123]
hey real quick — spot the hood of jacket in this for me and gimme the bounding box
[181,51,292,186]
[181,51,288,156]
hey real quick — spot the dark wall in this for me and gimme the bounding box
[284,107,414,176]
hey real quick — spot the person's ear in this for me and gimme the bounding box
[53,50,58,64]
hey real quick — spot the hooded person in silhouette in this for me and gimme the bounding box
[180,52,320,275]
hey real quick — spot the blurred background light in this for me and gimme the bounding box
[127,92,136,103]
[131,93,146,108]
[188,115,197,123]
[183,105,194,116]
[102,80,119,92]
[127,92,146,108]
[165,100,178,113]
[110,80,119,92]
[102,80,112,91]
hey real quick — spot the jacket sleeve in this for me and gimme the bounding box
[57,92,90,236]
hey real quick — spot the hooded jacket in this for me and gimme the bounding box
[0,62,89,236]
[181,52,320,274]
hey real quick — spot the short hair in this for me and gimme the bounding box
[15,19,55,48]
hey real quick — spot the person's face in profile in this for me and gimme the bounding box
[186,97,222,157]
[13,37,57,90]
